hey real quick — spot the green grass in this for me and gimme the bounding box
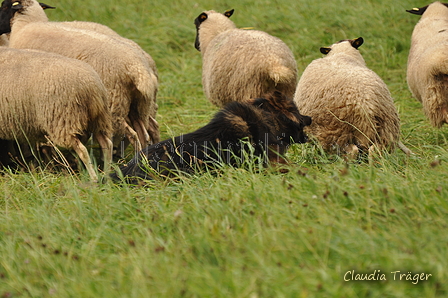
[1,0,448,297]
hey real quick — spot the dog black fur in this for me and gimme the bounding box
[112,92,311,183]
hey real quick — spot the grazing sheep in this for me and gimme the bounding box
[406,2,448,127]
[112,92,311,184]
[52,19,160,152]
[0,47,113,181]
[194,9,298,107]
[0,0,159,153]
[294,37,410,157]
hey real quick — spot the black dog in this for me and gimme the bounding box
[112,92,311,183]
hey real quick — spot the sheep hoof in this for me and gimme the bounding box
[344,144,359,160]
[398,141,414,156]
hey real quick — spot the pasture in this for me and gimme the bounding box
[1,0,447,297]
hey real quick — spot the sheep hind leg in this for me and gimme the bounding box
[148,116,160,144]
[442,106,448,125]
[397,141,413,156]
[123,121,142,153]
[72,138,98,182]
[132,118,150,148]
[95,133,113,175]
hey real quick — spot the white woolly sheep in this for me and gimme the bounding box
[0,0,159,153]
[407,2,448,127]
[194,9,298,107]
[0,47,113,181]
[53,20,160,149]
[294,37,411,157]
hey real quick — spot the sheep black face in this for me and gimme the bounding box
[112,91,311,183]
[0,0,53,35]
[0,0,22,35]
[194,9,234,51]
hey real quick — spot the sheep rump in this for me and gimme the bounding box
[294,37,408,156]
[407,1,448,127]
[194,9,298,107]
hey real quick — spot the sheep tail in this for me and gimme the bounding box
[423,59,448,127]
[130,63,160,144]
[87,91,113,136]
[269,64,296,85]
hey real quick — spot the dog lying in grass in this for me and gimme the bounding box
[112,91,311,183]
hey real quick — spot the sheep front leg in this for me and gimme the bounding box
[148,115,160,144]
[72,138,98,182]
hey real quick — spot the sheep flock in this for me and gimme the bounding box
[0,0,444,183]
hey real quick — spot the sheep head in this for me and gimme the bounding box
[0,0,47,35]
[194,9,235,52]
[407,2,448,18]
[320,37,364,55]
[0,0,23,34]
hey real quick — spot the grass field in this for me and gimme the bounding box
[1,0,448,297]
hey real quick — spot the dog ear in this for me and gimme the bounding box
[224,9,234,18]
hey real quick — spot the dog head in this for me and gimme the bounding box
[249,91,311,144]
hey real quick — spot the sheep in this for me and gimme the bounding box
[52,19,160,152]
[0,46,113,181]
[294,37,411,157]
[112,91,312,184]
[194,9,298,107]
[406,2,448,127]
[0,0,159,154]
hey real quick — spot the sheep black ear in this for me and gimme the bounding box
[351,37,363,49]
[224,9,234,18]
[11,1,23,9]
[406,5,428,15]
[320,47,331,55]
[195,12,208,27]
[39,2,56,10]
